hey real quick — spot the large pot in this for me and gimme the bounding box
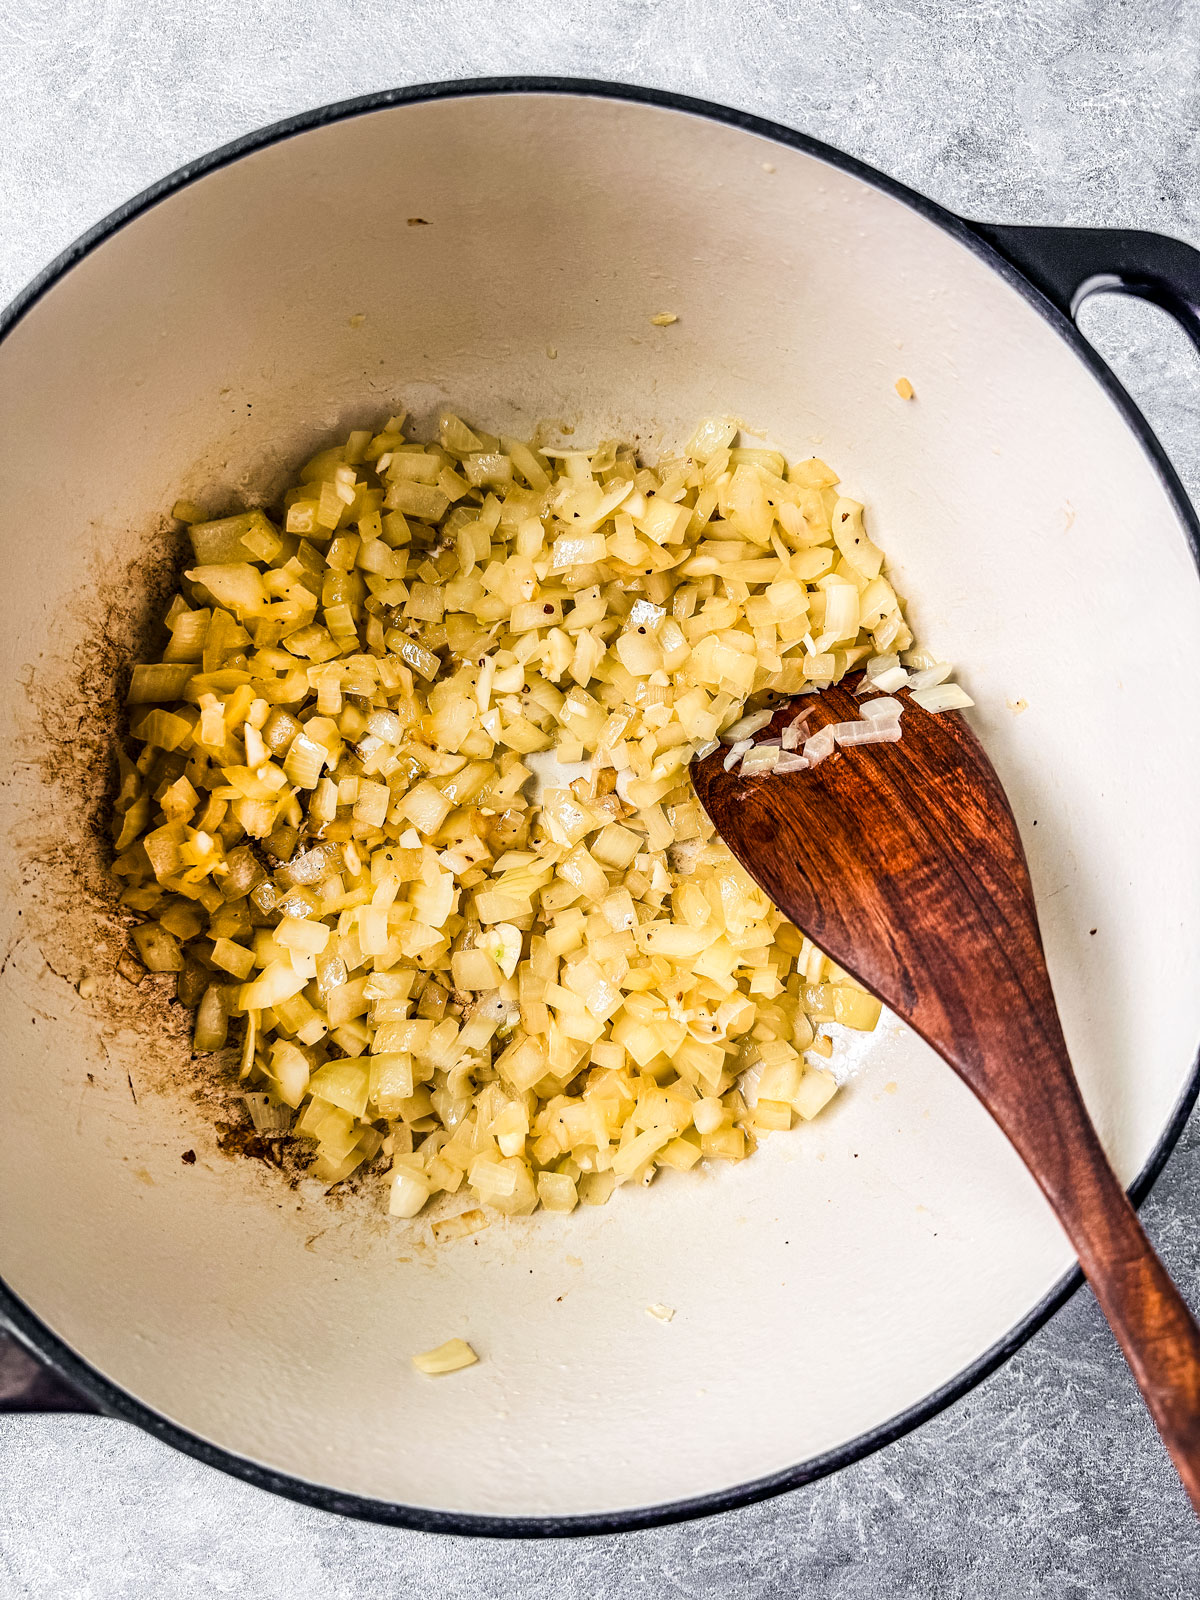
[1,79,1198,1535]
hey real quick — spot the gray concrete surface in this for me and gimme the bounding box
[2,0,1199,1593]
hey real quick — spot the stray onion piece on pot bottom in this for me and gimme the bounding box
[111,410,956,1221]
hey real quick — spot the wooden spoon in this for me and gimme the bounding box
[691,679,1200,1510]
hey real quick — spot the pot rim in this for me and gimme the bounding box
[2,74,1198,1539]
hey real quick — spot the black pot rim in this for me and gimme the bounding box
[2,74,1198,1540]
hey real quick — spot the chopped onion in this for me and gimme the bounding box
[115,413,928,1228]
[721,709,774,743]
[474,989,514,1025]
[686,417,738,460]
[803,727,836,766]
[739,745,781,776]
[396,637,439,681]
[193,984,229,1053]
[911,683,975,712]
[832,719,902,747]
[390,1168,430,1218]
[242,1093,292,1135]
[774,752,810,774]
[365,709,404,744]
[901,648,942,671]
[628,599,666,629]
[869,665,909,693]
[860,696,904,721]
[431,1209,490,1243]
[905,663,953,691]
[411,1338,479,1376]
[278,847,330,886]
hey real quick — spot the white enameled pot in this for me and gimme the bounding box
[1,81,1198,1535]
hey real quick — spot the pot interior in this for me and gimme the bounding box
[1,90,1197,1522]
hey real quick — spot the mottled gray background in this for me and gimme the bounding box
[1,0,1199,1594]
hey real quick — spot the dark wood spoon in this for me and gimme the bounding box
[692,679,1200,1510]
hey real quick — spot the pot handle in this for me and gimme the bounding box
[0,1326,99,1413]
[965,223,1200,352]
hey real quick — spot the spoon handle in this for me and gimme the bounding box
[989,1058,1200,1513]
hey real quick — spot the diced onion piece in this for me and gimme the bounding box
[240,960,307,1011]
[831,719,902,747]
[537,1171,579,1212]
[131,923,183,972]
[803,727,836,766]
[739,744,780,776]
[859,652,899,686]
[774,752,810,774]
[905,662,953,690]
[126,663,195,704]
[431,1209,490,1243]
[193,985,229,1052]
[283,734,328,791]
[693,1097,724,1134]
[793,1067,838,1120]
[831,498,884,579]
[686,417,738,461]
[721,708,774,743]
[901,648,942,671]
[242,1093,292,1135]
[833,986,883,1030]
[400,780,453,835]
[479,922,522,979]
[860,696,904,721]
[308,1059,369,1118]
[911,683,975,712]
[271,1041,311,1108]
[411,1338,479,1375]
[396,638,440,681]
[365,708,404,744]
[821,581,860,643]
[275,915,330,955]
[390,1168,431,1218]
[869,665,909,693]
[185,563,268,618]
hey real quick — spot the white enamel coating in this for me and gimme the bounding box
[0,92,1197,1522]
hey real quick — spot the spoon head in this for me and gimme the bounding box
[691,679,1057,1091]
